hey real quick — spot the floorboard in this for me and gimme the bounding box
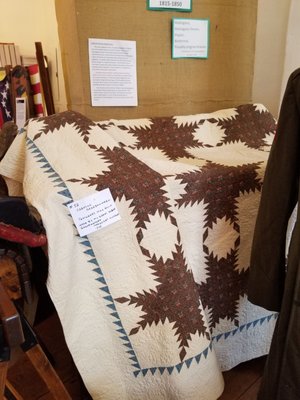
[218,357,265,399]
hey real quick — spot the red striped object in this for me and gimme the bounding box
[27,64,44,117]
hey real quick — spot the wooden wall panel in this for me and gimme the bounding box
[55,0,257,119]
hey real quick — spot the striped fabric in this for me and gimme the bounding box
[27,64,44,117]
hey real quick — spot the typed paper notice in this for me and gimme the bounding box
[89,38,138,107]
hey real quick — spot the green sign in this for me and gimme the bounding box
[147,0,192,12]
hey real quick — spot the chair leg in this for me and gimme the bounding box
[25,344,71,400]
[19,309,71,400]
[0,333,10,398]
[0,360,8,397]
[5,380,24,399]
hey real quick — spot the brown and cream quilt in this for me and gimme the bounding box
[0,103,277,400]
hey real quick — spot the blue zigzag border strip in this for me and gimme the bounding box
[26,137,278,378]
[26,137,141,371]
[133,312,278,377]
[133,342,213,378]
[212,312,278,343]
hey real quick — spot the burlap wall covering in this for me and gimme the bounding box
[55,0,257,119]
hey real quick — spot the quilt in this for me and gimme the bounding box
[0,103,277,400]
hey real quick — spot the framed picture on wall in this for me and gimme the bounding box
[147,0,192,12]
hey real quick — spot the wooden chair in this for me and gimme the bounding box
[0,197,71,399]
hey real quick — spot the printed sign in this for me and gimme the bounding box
[148,0,192,12]
[172,18,209,59]
[89,38,138,107]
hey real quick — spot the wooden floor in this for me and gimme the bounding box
[218,356,265,400]
[7,311,266,399]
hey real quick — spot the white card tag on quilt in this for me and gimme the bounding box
[67,188,121,237]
